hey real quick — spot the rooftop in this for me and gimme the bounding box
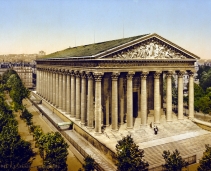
[43,34,149,59]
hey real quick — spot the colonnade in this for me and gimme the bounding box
[36,68,195,134]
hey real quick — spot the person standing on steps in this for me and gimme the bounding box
[154,125,158,135]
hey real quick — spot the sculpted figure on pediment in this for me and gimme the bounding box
[112,40,186,59]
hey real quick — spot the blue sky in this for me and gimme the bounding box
[0,0,211,59]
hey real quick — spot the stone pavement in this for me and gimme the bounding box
[30,93,211,170]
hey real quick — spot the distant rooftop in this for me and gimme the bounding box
[43,34,149,59]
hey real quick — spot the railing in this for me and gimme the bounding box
[29,98,104,171]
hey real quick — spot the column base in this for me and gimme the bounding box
[94,132,102,136]
[111,129,118,132]
[166,120,172,122]
[70,115,75,118]
[178,118,184,120]
[80,122,85,126]
[126,127,133,130]
[75,118,80,121]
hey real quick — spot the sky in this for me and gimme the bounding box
[0,0,211,59]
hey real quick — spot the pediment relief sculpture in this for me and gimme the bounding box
[112,39,187,59]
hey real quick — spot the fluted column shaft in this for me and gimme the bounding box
[62,72,67,111]
[43,70,46,99]
[87,73,94,128]
[81,72,87,125]
[119,77,124,125]
[75,71,81,120]
[66,72,71,114]
[141,72,148,126]
[94,72,103,134]
[58,71,63,109]
[36,70,40,94]
[49,70,53,103]
[52,71,56,105]
[189,72,194,118]
[47,70,50,101]
[127,72,134,129]
[70,71,76,117]
[154,72,161,124]
[55,71,59,107]
[112,72,119,131]
[178,71,184,119]
[166,71,172,122]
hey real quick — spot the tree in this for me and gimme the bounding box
[81,155,96,171]
[37,132,69,171]
[116,135,149,171]
[198,144,211,171]
[0,124,34,170]
[162,149,188,171]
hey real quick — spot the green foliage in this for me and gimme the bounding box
[81,155,96,171]
[0,124,34,170]
[198,144,211,171]
[21,108,33,126]
[6,73,29,111]
[116,135,149,171]
[162,149,188,171]
[1,69,17,84]
[37,132,69,171]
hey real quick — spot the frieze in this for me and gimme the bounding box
[111,38,187,59]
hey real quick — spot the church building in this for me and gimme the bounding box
[36,33,199,134]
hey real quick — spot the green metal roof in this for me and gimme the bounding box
[42,34,148,59]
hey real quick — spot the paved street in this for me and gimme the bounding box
[21,99,82,171]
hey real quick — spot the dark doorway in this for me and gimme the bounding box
[133,92,138,118]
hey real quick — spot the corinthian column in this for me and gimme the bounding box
[119,76,124,125]
[111,72,119,131]
[127,71,134,129]
[154,71,161,124]
[141,71,148,126]
[94,72,104,134]
[52,70,56,106]
[55,70,59,108]
[166,71,173,122]
[87,72,94,129]
[62,71,67,112]
[81,72,87,125]
[70,71,76,118]
[58,70,63,109]
[178,71,184,120]
[36,69,40,94]
[75,71,81,120]
[66,71,71,115]
[188,71,194,119]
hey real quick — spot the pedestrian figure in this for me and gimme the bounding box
[154,125,158,135]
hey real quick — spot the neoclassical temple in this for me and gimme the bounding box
[36,33,199,134]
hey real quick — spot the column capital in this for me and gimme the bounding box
[93,72,104,81]
[127,71,135,80]
[188,71,194,77]
[75,71,81,78]
[87,72,93,80]
[154,71,161,79]
[166,71,174,78]
[80,71,86,79]
[111,72,120,80]
[141,71,148,79]
[177,70,185,78]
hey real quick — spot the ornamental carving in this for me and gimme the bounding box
[93,72,103,81]
[112,39,186,59]
[111,72,120,80]
[154,72,161,79]
[177,71,185,78]
[166,71,173,78]
[141,71,148,79]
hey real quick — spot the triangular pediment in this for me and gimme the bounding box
[96,34,199,60]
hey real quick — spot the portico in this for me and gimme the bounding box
[36,33,199,134]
